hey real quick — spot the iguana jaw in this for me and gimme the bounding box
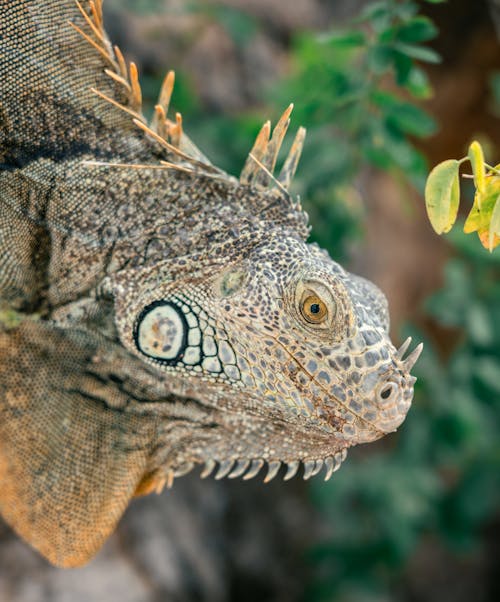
[136,335,421,490]
[127,383,353,490]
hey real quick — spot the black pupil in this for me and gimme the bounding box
[310,303,320,314]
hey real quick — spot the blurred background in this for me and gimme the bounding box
[1,0,500,600]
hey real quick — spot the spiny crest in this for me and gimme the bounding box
[240,104,306,193]
[152,450,348,494]
[70,0,219,178]
[71,0,306,195]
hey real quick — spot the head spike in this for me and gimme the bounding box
[91,87,144,122]
[157,70,175,115]
[104,68,131,91]
[278,126,306,190]
[128,62,142,112]
[242,459,264,480]
[168,112,183,148]
[256,103,294,186]
[324,457,335,481]
[114,44,128,80]
[75,0,106,46]
[310,459,324,477]
[396,336,412,360]
[303,460,316,480]
[152,104,168,138]
[214,459,235,480]
[240,121,271,185]
[90,0,104,30]
[403,343,423,371]
[247,153,289,197]
[228,459,250,479]
[200,459,217,479]
[132,118,219,173]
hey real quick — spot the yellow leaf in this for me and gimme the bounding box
[464,177,500,235]
[424,159,460,234]
[463,192,483,233]
[478,229,500,251]
[468,140,486,196]
[488,194,500,251]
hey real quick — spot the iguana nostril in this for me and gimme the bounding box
[380,386,392,400]
[378,382,397,403]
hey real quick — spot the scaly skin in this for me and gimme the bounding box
[0,0,422,567]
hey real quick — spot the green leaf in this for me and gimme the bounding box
[386,102,437,137]
[466,303,493,346]
[393,51,413,86]
[393,42,441,63]
[393,2,419,21]
[371,91,436,136]
[462,176,500,250]
[468,140,486,194]
[475,356,500,393]
[358,1,388,20]
[463,192,486,234]
[357,1,391,32]
[489,71,500,115]
[397,17,438,43]
[321,30,366,47]
[405,66,433,99]
[367,44,394,73]
[425,159,461,234]
[488,194,500,251]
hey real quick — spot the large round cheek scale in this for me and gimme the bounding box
[135,302,188,363]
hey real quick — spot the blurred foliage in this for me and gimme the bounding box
[490,71,500,117]
[425,141,500,251]
[107,0,166,14]
[272,0,441,260]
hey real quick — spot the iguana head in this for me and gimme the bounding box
[113,231,421,482]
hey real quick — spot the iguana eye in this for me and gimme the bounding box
[300,292,328,324]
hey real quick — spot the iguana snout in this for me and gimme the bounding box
[314,335,422,444]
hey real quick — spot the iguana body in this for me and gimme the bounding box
[0,0,421,567]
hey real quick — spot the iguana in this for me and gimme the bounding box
[0,0,422,568]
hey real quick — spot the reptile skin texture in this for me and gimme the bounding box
[0,0,422,567]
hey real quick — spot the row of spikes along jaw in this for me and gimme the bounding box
[70,0,307,197]
[139,450,349,495]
